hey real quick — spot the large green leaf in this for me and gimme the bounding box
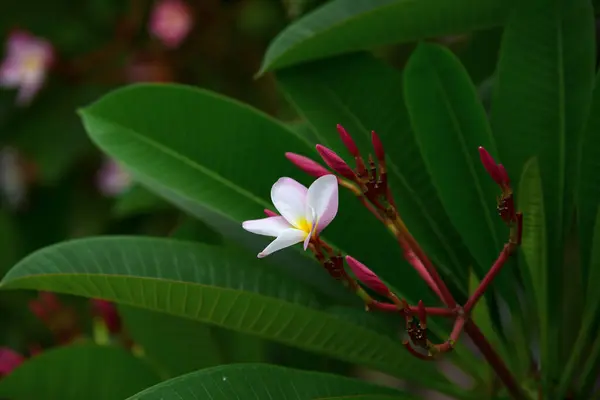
[403,43,505,280]
[490,0,595,384]
[259,0,513,73]
[559,207,600,397]
[0,343,160,400]
[276,52,472,297]
[517,158,547,384]
[127,364,414,400]
[0,237,455,393]
[78,83,355,302]
[577,72,600,276]
[119,305,224,378]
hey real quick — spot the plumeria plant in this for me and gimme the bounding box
[1,0,600,400]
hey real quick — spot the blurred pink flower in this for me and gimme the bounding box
[149,0,193,49]
[97,157,132,196]
[29,291,80,345]
[0,30,54,105]
[0,348,24,377]
[91,299,122,334]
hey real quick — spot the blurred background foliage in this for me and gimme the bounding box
[3,0,597,397]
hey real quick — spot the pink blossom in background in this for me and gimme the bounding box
[91,299,122,334]
[0,30,54,105]
[149,0,193,49]
[0,348,24,377]
[29,292,80,344]
[97,157,132,197]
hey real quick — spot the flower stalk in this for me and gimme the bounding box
[248,126,527,399]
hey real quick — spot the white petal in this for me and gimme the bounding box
[257,228,306,258]
[306,174,338,233]
[242,216,291,237]
[271,177,308,229]
[303,206,317,250]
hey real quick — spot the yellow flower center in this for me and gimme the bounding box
[296,218,312,235]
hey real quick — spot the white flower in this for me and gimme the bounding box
[0,30,54,106]
[242,175,338,258]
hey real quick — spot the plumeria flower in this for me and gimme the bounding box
[149,0,194,49]
[96,157,132,197]
[0,30,54,105]
[242,175,338,258]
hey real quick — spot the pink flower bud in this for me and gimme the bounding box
[315,145,356,181]
[345,255,390,296]
[478,146,503,185]
[0,348,24,377]
[285,152,330,178]
[263,209,278,217]
[497,164,510,185]
[337,124,359,157]
[149,0,193,49]
[97,157,132,197]
[371,131,385,162]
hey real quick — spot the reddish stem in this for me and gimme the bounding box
[464,243,515,314]
[401,242,445,301]
[401,230,456,308]
[370,301,455,317]
[465,322,526,400]
[402,341,433,360]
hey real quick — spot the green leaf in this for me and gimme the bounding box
[259,0,513,73]
[113,185,171,218]
[578,72,600,277]
[517,158,548,381]
[119,305,224,378]
[0,237,455,393]
[403,43,505,280]
[169,217,224,245]
[276,52,471,297]
[560,207,600,397]
[127,364,415,400]
[78,83,352,302]
[0,343,160,400]
[491,0,595,384]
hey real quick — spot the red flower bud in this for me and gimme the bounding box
[316,145,356,181]
[264,209,278,217]
[285,152,330,178]
[91,299,122,334]
[337,124,360,157]
[371,130,385,163]
[417,300,427,327]
[345,255,390,296]
[478,146,503,185]
[497,164,510,186]
[0,348,24,377]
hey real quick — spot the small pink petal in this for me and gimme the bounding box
[257,228,306,258]
[306,175,338,233]
[285,152,330,178]
[337,124,359,157]
[345,255,390,296]
[0,348,25,377]
[315,144,355,181]
[15,75,44,105]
